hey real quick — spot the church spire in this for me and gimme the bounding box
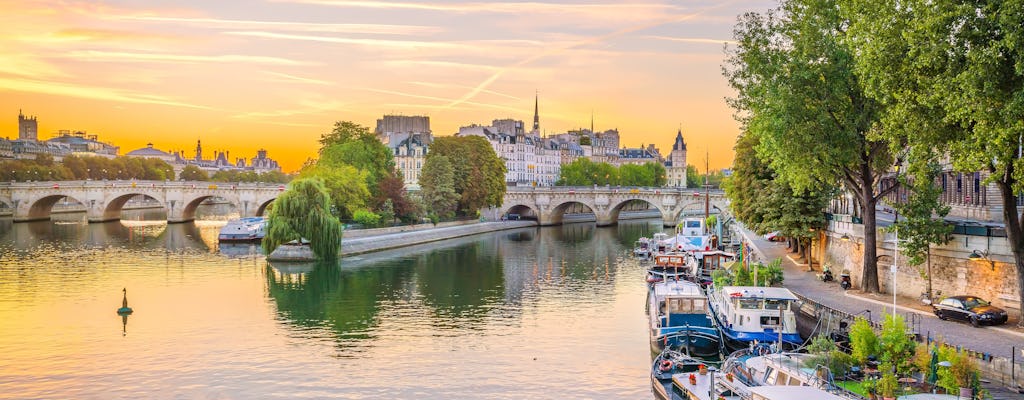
[532,90,539,132]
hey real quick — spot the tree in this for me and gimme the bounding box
[847,0,1024,326]
[426,136,506,215]
[375,172,414,223]
[318,121,395,197]
[262,178,343,261]
[556,158,595,186]
[888,159,953,301]
[299,163,369,220]
[178,165,208,181]
[418,154,460,219]
[724,0,896,293]
[644,162,667,186]
[686,165,701,188]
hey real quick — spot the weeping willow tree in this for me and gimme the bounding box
[262,178,343,261]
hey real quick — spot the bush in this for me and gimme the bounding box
[803,350,854,378]
[353,209,382,228]
[712,269,733,288]
[807,335,839,355]
[877,372,898,398]
[938,350,979,394]
[879,314,916,375]
[848,318,879,365]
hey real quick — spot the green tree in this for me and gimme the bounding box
[878,314,916,375]
[300,164,370,220]
[556,158,595,186]
[262,178,343,261]
[618,164,647,186]
[426,136,506,215]
[847,0,1024,325]
[848,318,879,364]
[318,121,395,197]
[418,155,459,220]
[724,0,896,293]
[643,162,667,186]
[888,159,953,301]
[178,165,208,181]
[686,165,701,188]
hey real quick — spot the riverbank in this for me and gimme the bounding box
[341,220,537,256]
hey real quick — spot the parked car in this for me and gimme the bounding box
[932,295,1008,327]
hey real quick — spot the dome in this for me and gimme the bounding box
[126,143,172,157]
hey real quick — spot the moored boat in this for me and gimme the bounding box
[718,349,863,399]
[218,217,267,242]
[635,237,654,259]
[706,286,801,351]
[647,278,722,358]
[650,348,706,400]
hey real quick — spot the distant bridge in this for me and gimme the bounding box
[500,186,730,226]
[0,180,282,223]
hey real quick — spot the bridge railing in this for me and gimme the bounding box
[0,180,287,190]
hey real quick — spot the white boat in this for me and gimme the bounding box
[218,217,267,242]
[634,237,654,259]
[706,286,801,351]
[655,368,850,400]
[717,350,864,399]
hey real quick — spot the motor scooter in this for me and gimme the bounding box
[839,272,851,290]
[820,267,834,282]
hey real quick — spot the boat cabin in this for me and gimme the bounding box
[712,286,800,343]
[677,217,706,236]
[747,386,845,400]
[654,253,688,269]
[696,250,735,280]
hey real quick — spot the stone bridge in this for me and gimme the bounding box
[0,180,284,223]
[500,186,730,226]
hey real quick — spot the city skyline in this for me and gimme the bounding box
[0,0,775,172]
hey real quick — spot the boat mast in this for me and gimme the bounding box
[704,149,710,235]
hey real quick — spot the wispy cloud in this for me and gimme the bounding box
[225,31,457,49]
[407,81,521,101]
[644,35,735,45]
[275,0,683,19]
[232,99,346,119]
[363,88,524,114]
[382,60,501,72]
[263,71,333,85]
[64,50,313,65]
[129,16,442,36]
[0,77,209,109]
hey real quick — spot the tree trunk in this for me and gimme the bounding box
[861,173,881,293]
[995,179,1024,327]
[805,238,813,271]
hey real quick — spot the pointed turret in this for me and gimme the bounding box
[672,129,687,151]
[532,91,540,132]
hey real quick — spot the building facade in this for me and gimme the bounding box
[665,129,688,187]
[375,115,432,190]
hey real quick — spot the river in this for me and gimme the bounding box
[0,210,664,399]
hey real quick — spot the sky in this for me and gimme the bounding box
[0,0,776,172]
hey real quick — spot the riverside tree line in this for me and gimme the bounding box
[0,154,289,183]
[722,0,1024,326]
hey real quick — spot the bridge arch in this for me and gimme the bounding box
[255,197,276,216]
[99,193,167,222]
[27,194,86,222]
[607,198,665,224]
[501,203,539,221]
[545,200,597,226]
[178,194,241,222]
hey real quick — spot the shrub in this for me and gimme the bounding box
[712,269,733,288]
[807,335,839,354]
[877,372,898,398]
[879,314,916,375]
[938,350,979,394]
[352,209,382,228]
[848,318,879,365]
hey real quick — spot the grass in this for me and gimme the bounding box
[835,380,869,397]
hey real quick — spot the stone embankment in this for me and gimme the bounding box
[267,220,537,261]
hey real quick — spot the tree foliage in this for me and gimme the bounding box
[262,178,343,261]
[0,155,177,182]
[555,159,665,186]
[210,169,291,183]
[424,136,506,215]
[418,154,459,220]
[848,318,879,365]
[888,160,953,268]
[724,0,897,293]
[178,165,208,181]
[318,121,395,198]
[847,0,1024,325]
[299,163,369,220]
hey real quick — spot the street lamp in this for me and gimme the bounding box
[968,249,995,270]
[841,233,851,242]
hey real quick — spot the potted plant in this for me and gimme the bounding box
[861,377,878,400]
[949,352,977,399]
[877,372,898,400]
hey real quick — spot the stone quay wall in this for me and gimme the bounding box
[825,220,1020,314]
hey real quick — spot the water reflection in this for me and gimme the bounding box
[265,221,660,348]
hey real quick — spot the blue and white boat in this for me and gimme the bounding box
[707,286,801,351]
[218,217,267,242]
[648,278,722,358]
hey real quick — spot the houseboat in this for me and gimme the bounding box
[218,217,267,242]
[718,350,863,399]
[647,279,721,358]
[706,286,801,351]
[634,237,653,259]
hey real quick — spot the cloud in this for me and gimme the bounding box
[64,50,314,65]
[382,60,501,73]
[274,0,684,20]
[407,81,521,101]
[0,77,209,109]
[263,71,334,85]
[128,16,442,36]
[644,35,735,45]
[225,31,457,49]
[232,99,346,119]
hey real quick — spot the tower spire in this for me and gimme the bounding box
[532,90,539,132]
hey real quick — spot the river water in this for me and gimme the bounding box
[0,210,664,399]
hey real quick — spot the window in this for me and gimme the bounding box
[974,172,981,193]
[739,299,762,309]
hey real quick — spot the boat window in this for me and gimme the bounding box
[669,298,689,313]
[686,220,701,228]
[739,299,762,309]
[776,372,789,386]
[692,299,706,312]
[764,368,776,385]
[764,299,789,311]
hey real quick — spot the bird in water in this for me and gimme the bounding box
[117,288,133,315]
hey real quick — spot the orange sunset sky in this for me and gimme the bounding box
[0,0,775,172]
